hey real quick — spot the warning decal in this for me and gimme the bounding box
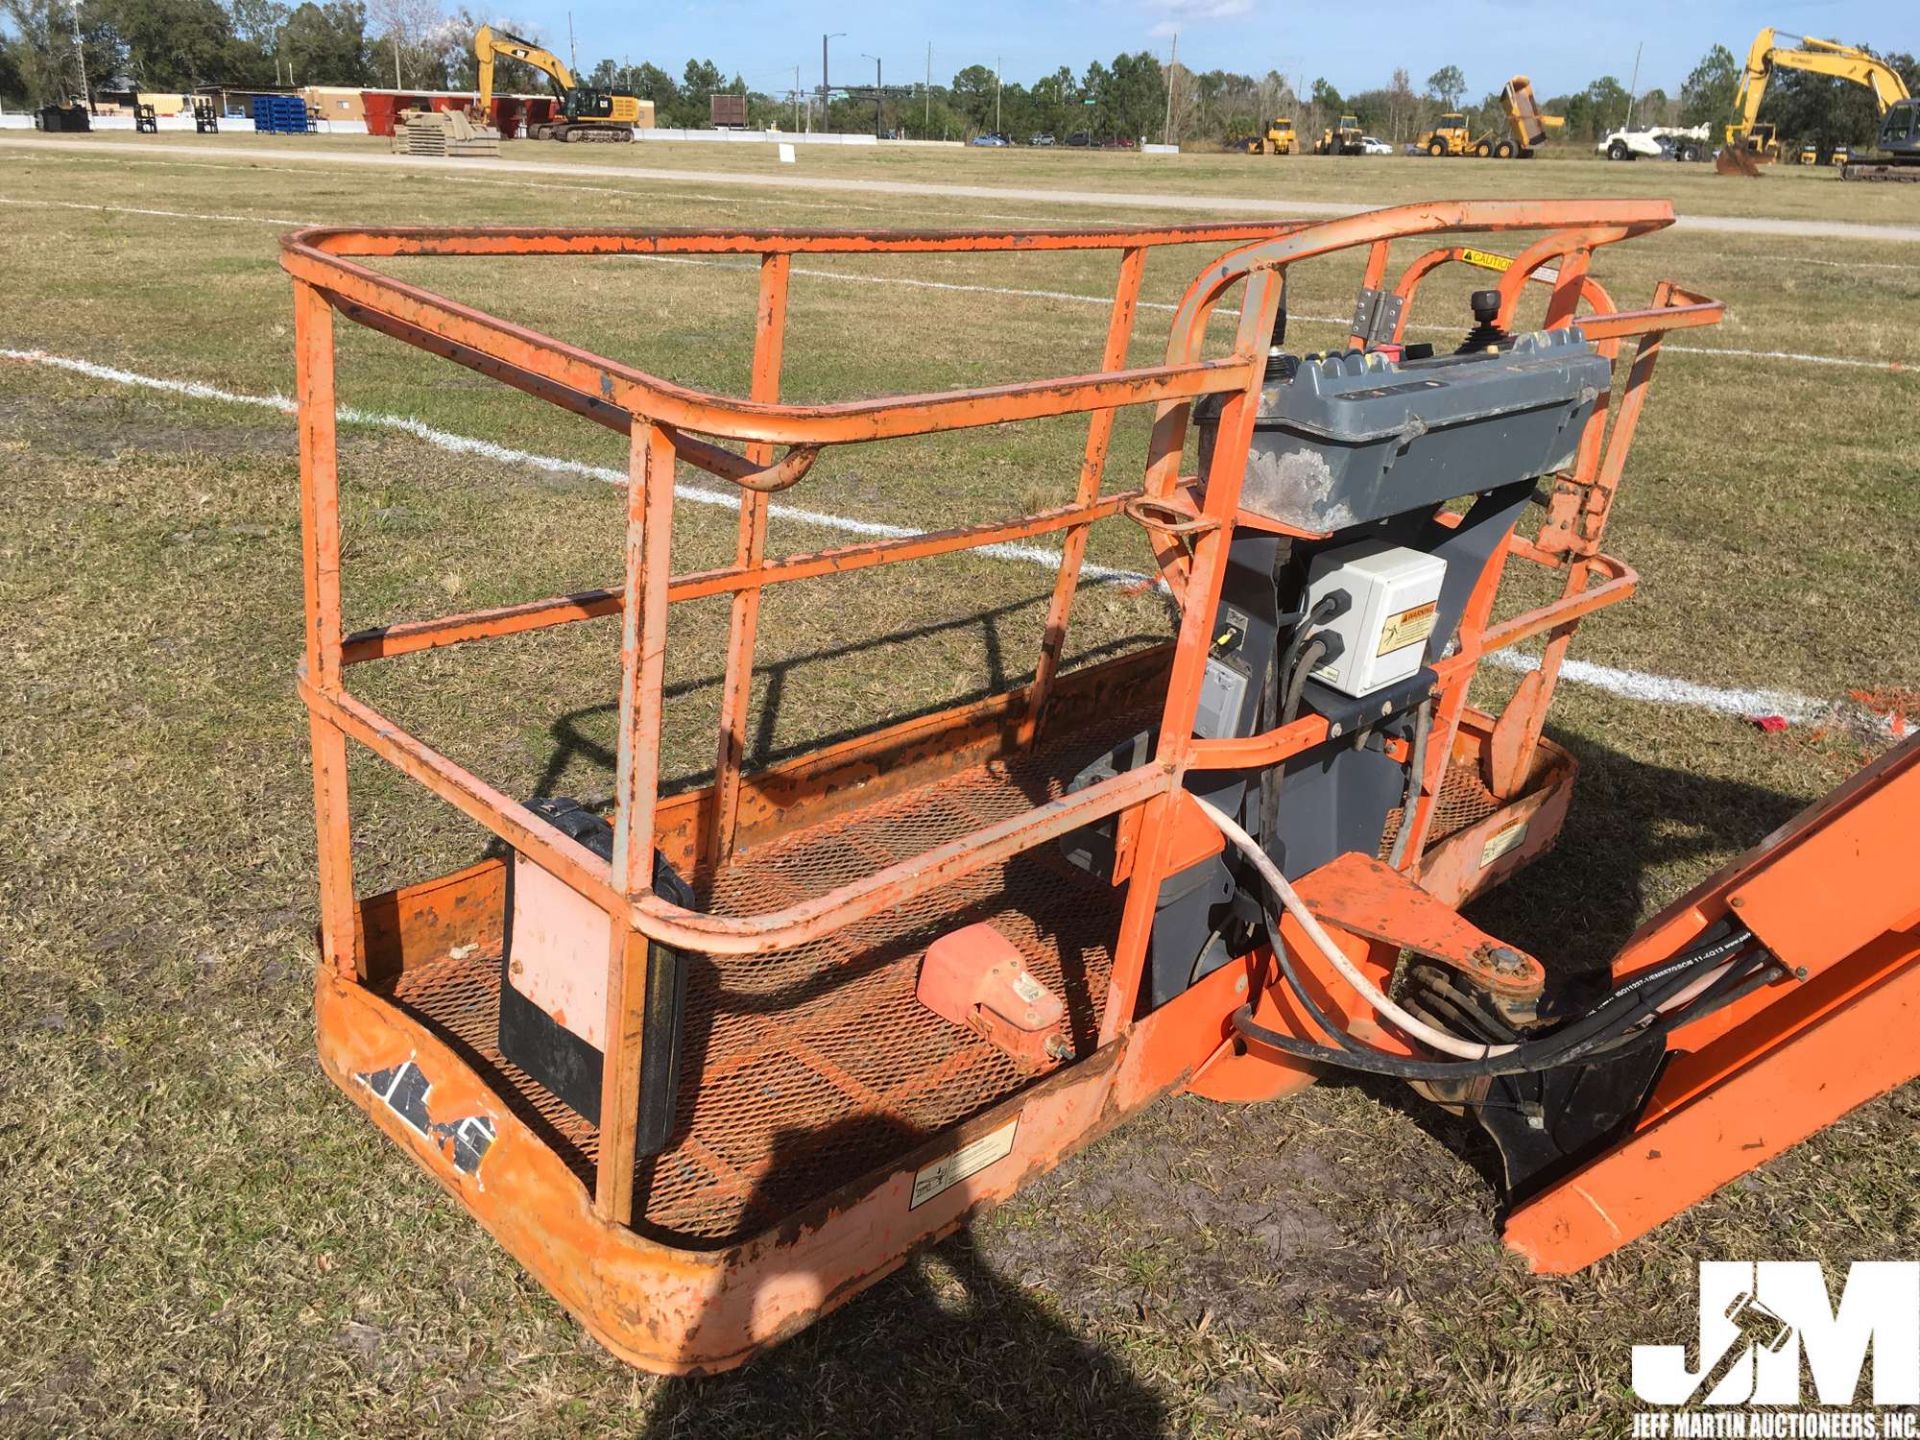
[1459,247,1514,273]
[1378,601,1439,655]
[911,1117,1020,1208]
[1480,820,1530,869]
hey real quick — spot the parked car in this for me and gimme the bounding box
[1065,130,1093,147]
[969,132,1011,147]
[1101,135,1135,149]
[1030,132,1055,147]
[1359,135,1393,156]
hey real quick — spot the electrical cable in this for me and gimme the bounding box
[1197,787,1764,1073]
[1237,950,1778,1081]
[1280,639,1328,728]
[1385,698,1433,871]
[1193,793,1513,1059]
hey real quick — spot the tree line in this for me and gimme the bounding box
[1,1,1909,153]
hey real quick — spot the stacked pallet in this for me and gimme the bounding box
[251,95,312,134]
[392,109,500,158]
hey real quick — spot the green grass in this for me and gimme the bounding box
[0,137,1916,1438]
[12,128,1920,226]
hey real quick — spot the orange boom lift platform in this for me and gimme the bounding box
[284,201,1920,1374]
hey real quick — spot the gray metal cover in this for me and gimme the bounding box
[1218,329,1609,532]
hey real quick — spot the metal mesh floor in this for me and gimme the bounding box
[384,720,1142,1248]
[1378,763,1505,858]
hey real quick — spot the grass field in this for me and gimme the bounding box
[1,133,1916,1437]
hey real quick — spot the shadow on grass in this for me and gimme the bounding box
[1462,728,1806,973]
[640,1219,1167,1440]
[530,589,1165,804]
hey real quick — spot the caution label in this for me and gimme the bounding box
[1378,601,1439,656]
[1480,820,1530,869]
[911,1117,1020,1209]
[1459,247,1514,273]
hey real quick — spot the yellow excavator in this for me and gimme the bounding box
[1715,28,1912,176]
[474,24,647,142]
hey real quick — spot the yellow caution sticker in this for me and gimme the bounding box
[1378,601,1439,656]
[1459,247,1514,273]
[911,1117,1020,1208]
[1480,820,1530,869]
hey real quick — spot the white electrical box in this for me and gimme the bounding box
[1304,541,1447,698]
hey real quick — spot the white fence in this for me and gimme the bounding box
[638,128,961,147]
[0,111,377,134]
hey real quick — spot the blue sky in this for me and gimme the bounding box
[548,0,1910,102]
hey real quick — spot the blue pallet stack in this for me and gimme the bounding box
[252,95,312,134]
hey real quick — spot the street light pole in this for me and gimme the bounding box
[994,55,1001,135]
[862,54,883,139]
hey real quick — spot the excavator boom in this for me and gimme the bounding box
[473,23,643,142]
[474,24,578,113]
[1718,26,1912,174]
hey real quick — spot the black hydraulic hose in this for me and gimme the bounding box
[1254,902,1755,1076]
[1237,947,1777,1081]
[1266,909,1361,1051]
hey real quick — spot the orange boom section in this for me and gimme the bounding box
[280,204,1909,1376]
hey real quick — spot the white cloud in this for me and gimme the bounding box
[1137,0,1255,34]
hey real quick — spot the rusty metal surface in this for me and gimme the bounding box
[386,710,1143,1245]
[289,205,1730,1358]
[1378,763,1505,856]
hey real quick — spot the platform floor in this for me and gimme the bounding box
[386,719,1140,1247]
[383,727,1503,1247]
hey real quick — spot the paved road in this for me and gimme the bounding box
[6,136,1918,244]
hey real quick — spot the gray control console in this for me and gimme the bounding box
[1201,328,1608,532]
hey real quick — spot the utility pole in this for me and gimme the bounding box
[67,0,89,109]
[794,65,802,131]
[1624,40,1643,128]
[392,32,402,90]
[1162,32,1178,145]
[820,32,844,129]
[862,54,883,138]
[925,43,931,132]
[567,11,576,74]
[994,55,1001,135]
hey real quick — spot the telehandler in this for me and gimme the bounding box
[284,199,1920,1374]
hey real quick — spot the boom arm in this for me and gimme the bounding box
[473,24,579,114]
[1731,27,1912,137]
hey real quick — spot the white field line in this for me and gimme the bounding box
[0,346,1141,581]
[5,343,1892,734]
[0,152,1071,224]
[1481,649,1837,725]
[0,195,312,226]
[6,193,1913,375]
[633,255,1915,373]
